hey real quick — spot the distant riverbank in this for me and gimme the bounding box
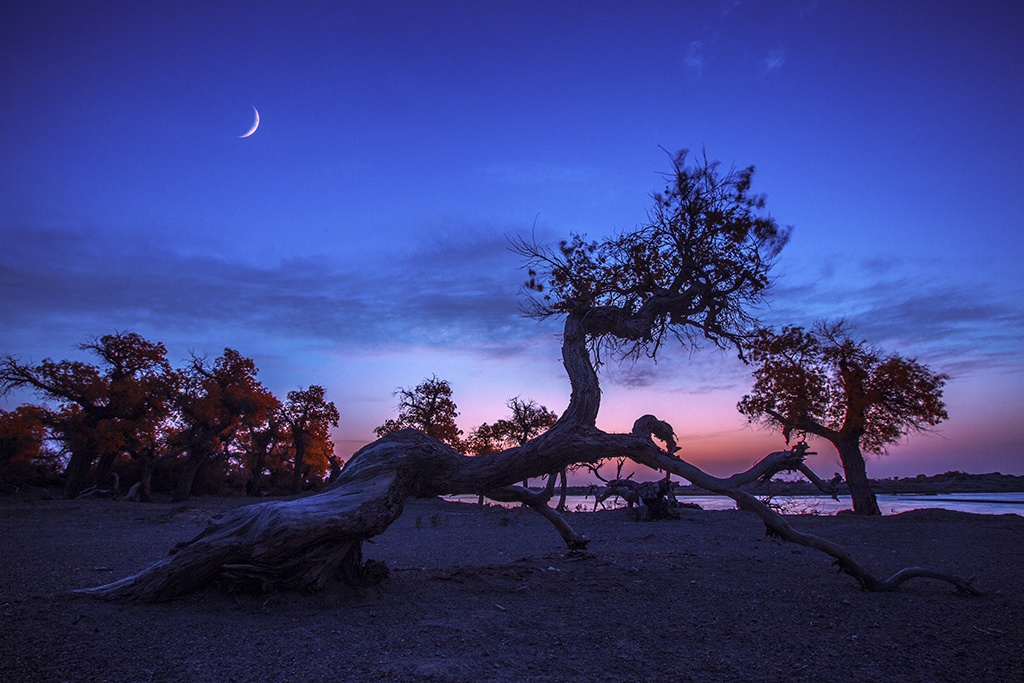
[551,470,1024,498]
[503,471,1024,517]
[448,491,1024,517]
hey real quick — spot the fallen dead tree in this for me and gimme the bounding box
[76,151,979,601]
[76,473,120,500]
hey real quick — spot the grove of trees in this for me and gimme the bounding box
[0,333,339,500]
[66,150,976,602]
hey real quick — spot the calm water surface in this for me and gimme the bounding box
[446,492,1024,516]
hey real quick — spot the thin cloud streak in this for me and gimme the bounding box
[0,225,544,360]
[684,41,705,77]
[765,256,1024,379]
[759,49,785,74]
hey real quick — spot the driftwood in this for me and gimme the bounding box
[76,311,980,601]
[76,473,120,500]
[586,480,639,510]
[586,476,698,520]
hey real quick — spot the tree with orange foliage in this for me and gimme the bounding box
[0,405,48,488]
[237,399,286,496]
[170,349,278,501]
[282,385,339,494]
[1,332,176,498]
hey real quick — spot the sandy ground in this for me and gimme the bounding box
[1,492,1022,683]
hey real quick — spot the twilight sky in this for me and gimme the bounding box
[2,0,1022,479]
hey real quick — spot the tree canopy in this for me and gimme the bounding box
[738,320,949,514]
[282,385,340,494]
[516,150,789,359]
[374,375,463,448]
[467,397,558,455]
[0,405,48,487]
[170,349,280,501]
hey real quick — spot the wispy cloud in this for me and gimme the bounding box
[602,344,750,394]
[719,0,744,18]
[0,224,548,362]
[799,1,820,19]
[684,41,705,77]
[6,226,1020,419]
[765,257,1024,378]
[759,49,786,75]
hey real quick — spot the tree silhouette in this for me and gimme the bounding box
[282,385,339,494]
[468,396,558,490]
[738,321,949,515]
[374,375,462,448]
[78,151,977,601]
[495,397,558,447]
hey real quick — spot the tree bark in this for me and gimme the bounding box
[834,438,881,515]
[247,449,266,497]
[136,454,154,503]
[556,469,568,511]
[763,409,879,515]
[62,450,93,499]
[290,435,306,495]
[93,451,118,491]
[173,452,205,502]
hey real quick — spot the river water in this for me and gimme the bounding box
[445,491,1024,516]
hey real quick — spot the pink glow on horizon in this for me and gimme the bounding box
[310,341,1022,483]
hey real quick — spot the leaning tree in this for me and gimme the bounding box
[76,151,977,601]
[738,320,949,515]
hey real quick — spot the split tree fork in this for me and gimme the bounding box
[76,151,978,601]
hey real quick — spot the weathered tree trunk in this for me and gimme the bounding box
[79,430,480,600]
[290,437,306,495]
[556,469,568,511]
[173,452,205,502]
[136,454,154,502]
[62,451,94,499]
[835,438,881,515]
[247,449,266,497]
[93,451,118,491]
[76,309,977,601]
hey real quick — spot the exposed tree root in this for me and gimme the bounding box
[626,435,982,596]
[76,473,121,500]
[482,479,589,549]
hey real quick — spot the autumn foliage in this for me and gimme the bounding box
[0,333,339,500]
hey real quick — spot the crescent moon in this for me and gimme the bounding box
[239,106,260,138]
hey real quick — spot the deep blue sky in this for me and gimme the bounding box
[2,0,1022,478]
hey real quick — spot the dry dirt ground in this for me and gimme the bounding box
[1,492,1022,683]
